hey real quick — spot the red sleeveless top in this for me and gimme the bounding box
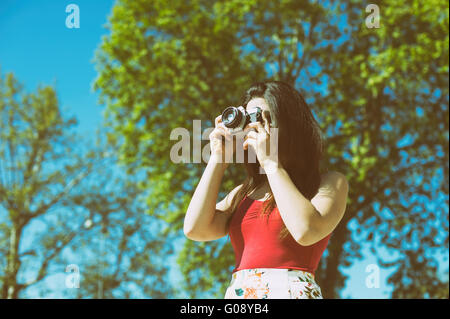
[228,195,332,276]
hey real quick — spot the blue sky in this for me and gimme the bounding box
[0,0,446,299]
[0,0,108,136]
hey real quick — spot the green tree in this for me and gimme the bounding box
[0,71,173,298]
[94,0,449,298]
[0,70,90,298]
[313,0,449,298]
[63,148,174,299]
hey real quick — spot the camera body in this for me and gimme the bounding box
[221,106,263,134]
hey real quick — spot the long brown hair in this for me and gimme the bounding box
[223,81,328,240]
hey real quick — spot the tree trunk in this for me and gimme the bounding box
[3,224,21,299]
[320,221,348,299]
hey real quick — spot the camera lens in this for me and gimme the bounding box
[224,112,235,123]
[222,107,243,128]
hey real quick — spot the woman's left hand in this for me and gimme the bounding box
[243,113,281,173]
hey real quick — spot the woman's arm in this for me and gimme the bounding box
[183,156,225,241]
[266,168,348,246]
[244,119,349,246]
[183,114,239,241]
[183,156,242,241]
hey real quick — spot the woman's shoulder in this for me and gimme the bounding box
[321,170,347,180]
[319,170,349,192]
[229,183,245,197]
[216,183,245,212]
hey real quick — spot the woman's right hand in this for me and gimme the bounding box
[209,114,236,169]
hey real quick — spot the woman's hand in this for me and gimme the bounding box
[242,112,281,173]
[209,114,236,169]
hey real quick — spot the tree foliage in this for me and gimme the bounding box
[94,0,449,298]
[0,70,172,298]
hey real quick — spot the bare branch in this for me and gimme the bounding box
[292,16,319,81]
[20,229,79,291]
[29,167,92,220]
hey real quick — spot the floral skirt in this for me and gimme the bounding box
[224,268,323,299]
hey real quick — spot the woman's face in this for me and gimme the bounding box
[245,97,272,130]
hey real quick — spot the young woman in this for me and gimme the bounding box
[183,81,348,299]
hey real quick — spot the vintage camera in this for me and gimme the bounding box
[221,106,263,134]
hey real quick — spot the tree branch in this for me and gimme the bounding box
[20,229,79,291]
[27,167,91,222]
[292,16,319,81]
